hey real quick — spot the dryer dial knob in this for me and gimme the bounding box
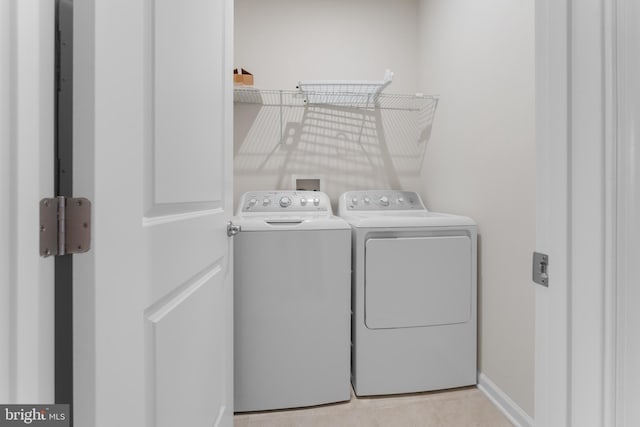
[279,196,292,207]
[300,197,307,206]
[351,197,358,205]
[313,197,320,206]
[379,196,389,206]
[263,198,271,206]
[364,197,371,204]
[249,198,257,206]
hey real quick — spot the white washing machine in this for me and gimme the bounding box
[338,190,477,396]
[233,191,351,412]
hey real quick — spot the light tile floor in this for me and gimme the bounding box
[234,387,513,427]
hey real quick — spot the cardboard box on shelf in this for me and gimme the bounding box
[234,68,254,86]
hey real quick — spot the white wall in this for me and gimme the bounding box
[418,0,535,417]
[235,0,420,93]
[234,0,424,206]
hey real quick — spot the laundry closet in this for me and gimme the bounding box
[233,0,535,421]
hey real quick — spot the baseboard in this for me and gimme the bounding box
[477,373,534,427]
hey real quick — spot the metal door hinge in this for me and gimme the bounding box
[532,252,549,287]
[227,222,241,237]
[40,196,91,257]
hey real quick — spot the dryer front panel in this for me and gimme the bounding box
[364,235,471,329]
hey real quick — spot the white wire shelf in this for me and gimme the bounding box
[234,88,438,112]
[296,69,394,105]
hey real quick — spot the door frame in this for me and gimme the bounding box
[615,0,640,424]
[535,0,620,425]
[2,0,635,423]
[0,0,55,403]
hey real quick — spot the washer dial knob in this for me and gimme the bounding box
[279,196,292,208]
[313,197,320,206]
[263,198,271,206]
[249,198,257,206]
[300,197,307,206]
[379,196,390,206]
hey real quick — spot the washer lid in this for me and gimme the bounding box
[342,212,476,228]
[233,215,350,231]
[338,190,475,227]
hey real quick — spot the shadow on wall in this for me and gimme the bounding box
[233,91,438,204]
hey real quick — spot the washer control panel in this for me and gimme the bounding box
[239,191,331,213]
[342,190,426,211]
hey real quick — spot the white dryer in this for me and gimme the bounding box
[234,191,351,412]
[338,190,477,396]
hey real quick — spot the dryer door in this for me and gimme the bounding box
[365,235,472,329]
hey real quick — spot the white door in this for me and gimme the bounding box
[0,0,55,403]
[73,1,234,426]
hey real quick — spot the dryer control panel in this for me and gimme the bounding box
[238,191,332,214]
[340,190,426,211]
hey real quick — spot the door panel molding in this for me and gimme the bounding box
[144,262,222,321]
[146,270,228,427]
[152,0,226,206]
[144,203,224,220]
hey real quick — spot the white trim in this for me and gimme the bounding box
[0,0,13,403]
[0,0,55,402]
[569,0,611,424]
[142,207,223,227]
[478,373,534,427]
[602,0,618,424]
[536,0,619,425]
[534,0,571,425]
[615,0,640,425]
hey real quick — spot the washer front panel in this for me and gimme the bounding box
[234,228,351,411]
[364,235,472,329]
